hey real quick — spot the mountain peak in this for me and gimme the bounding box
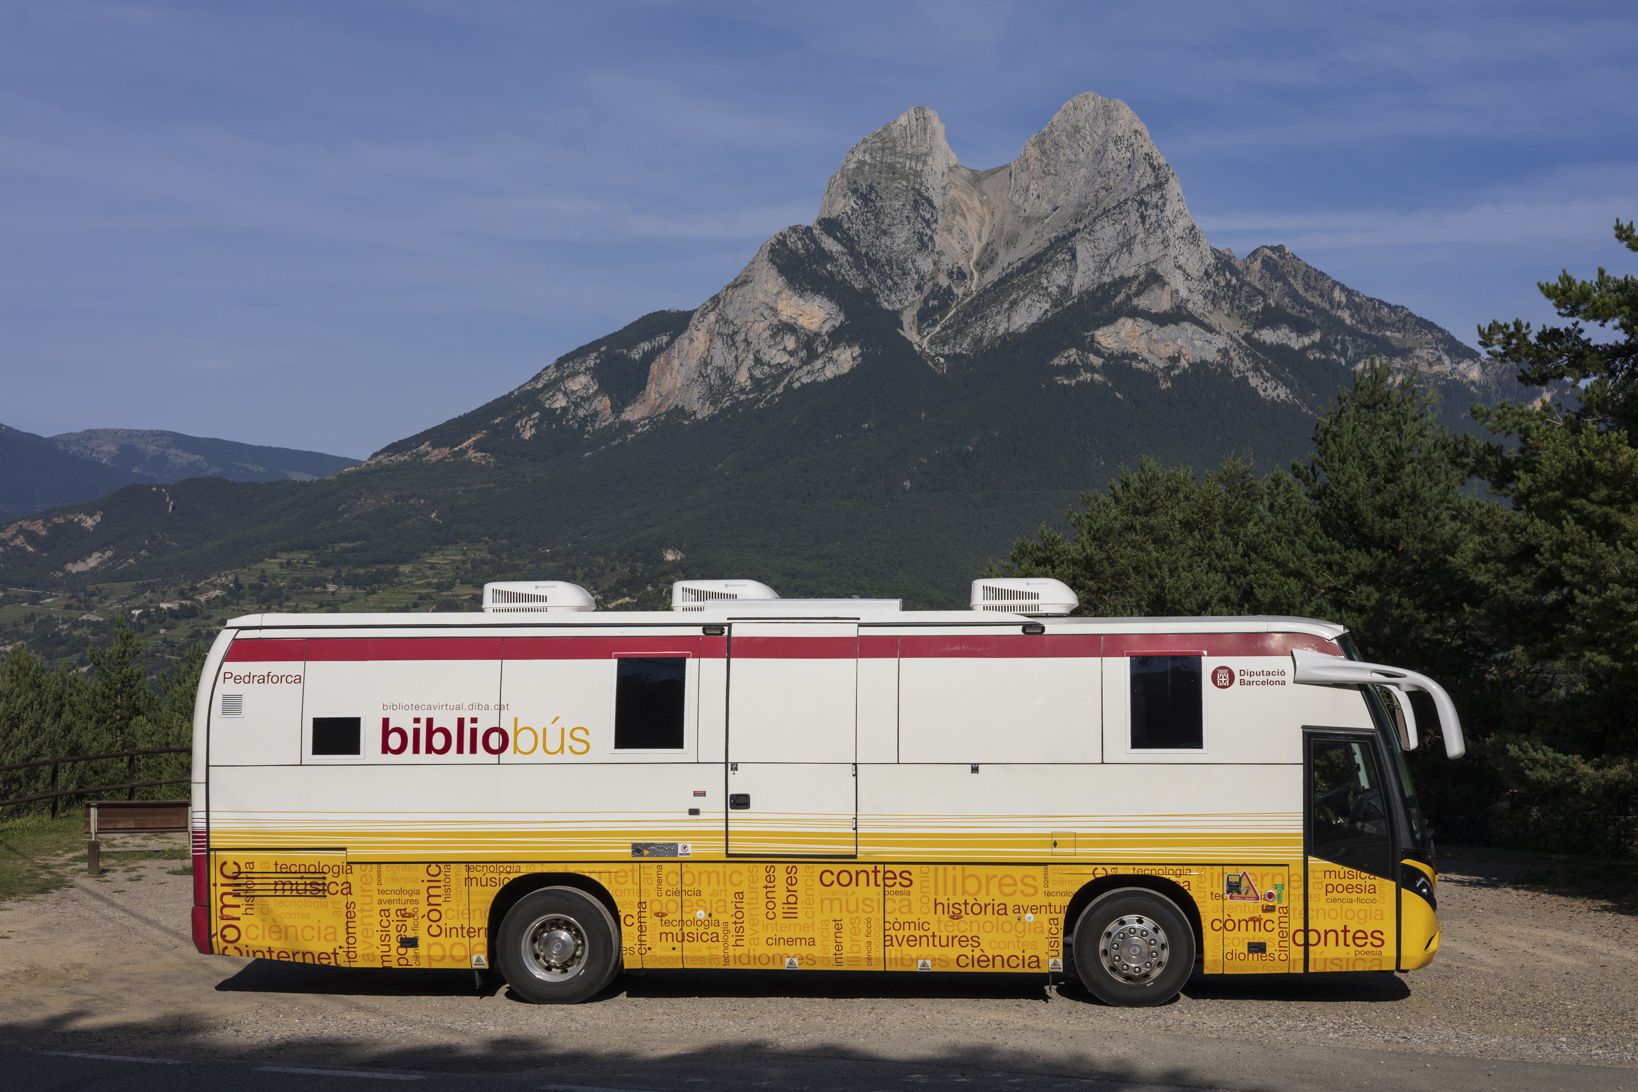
[819,106,955,223]
[1009,92,1160,222]
[862,104,948,151]
[815,106,959,311]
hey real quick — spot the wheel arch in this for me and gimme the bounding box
[484,872,622,960]
[1062,874,1203,968]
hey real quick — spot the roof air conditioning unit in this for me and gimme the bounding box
[483,581,597,613]
[969,578,1078,617]
[672,579,779,611]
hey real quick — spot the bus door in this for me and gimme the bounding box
[725,623,858,858]
[1303,730,1399,972]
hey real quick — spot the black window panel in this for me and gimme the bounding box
[1130,656,1203,749]
[312,716,361,756]
[615,657,686,749]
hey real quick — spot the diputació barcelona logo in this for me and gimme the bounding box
[1211,666,1236,689]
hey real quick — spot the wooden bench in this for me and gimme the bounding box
[84,799,188,875]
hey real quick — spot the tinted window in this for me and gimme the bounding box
[615,657,686,749]
[1309,737,1393,877]
[312,716,361,756]
[1130,656,1203,749]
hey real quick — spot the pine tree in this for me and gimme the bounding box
[1478,219,1638,438]
[1292,359,1485,677]
[1469,218,1638,853]
[0,646,70,807]
[79,618,157,793]
[132,642,208,797]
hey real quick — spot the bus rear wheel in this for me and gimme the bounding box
[496,887,620,1004]
[1072,888,1195,1006]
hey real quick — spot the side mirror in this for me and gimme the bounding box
[1291,649,1465,758]
[1379,685,1418,751]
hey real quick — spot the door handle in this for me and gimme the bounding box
[728,793,751,810]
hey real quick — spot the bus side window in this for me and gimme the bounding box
[311,716,361,757]
[614,657,686,750]
[1130,656,1203,749]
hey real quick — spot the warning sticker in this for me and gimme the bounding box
[1225,869,1262,902]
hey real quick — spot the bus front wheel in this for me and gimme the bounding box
[496,886,620,1004]
[1072,888,1195,1006]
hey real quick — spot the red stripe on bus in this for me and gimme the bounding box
[858,635,899,658]
[223,639,305,662]
[733,636,857,659]
[305,637,505,661]
[503,636,726,659]
[894,634,1104,658]
[1101,632,1340,658]
[891,632,1338,658]
[227,636,729,662]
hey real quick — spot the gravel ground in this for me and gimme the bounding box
[0,845,1633,1090]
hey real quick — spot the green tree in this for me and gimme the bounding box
[0,646,70,808]
[1293,360,1486,678]
[1003,455,1329,619]
[131,642,208,798]
[1478,218,1638,437]
[1469,218,1638,853]
[76,618,157,793]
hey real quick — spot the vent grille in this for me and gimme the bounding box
[482,581,596,613]
[671,580,780,611]
[976,586,1041,608]
[220,693,244,717]
[489,588,552,607]
[680,588,740,605]
[968,578,1078,617]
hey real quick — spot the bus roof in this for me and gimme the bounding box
[226,610,1348,640]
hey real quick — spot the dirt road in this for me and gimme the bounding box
[0,849,1633,1090]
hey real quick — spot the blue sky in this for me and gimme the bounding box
[3,0,1634,457]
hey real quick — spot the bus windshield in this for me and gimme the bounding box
[1338,636,1431,850]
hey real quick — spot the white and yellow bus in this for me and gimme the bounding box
[190,577,1461,1006]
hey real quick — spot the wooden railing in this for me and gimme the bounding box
[0,747,189,816]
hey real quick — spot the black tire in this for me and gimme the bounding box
[495,886,620,1004]
[1072,887,1195,1006]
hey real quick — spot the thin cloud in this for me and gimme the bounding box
[1201,166,1638,253]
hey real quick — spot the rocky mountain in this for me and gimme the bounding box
[377,93,1488,466]
[0,423,357,518]
[1,92,1509,615]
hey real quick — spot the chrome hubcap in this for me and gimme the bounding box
[523,914,586,981]
[1099,913,1169,984]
